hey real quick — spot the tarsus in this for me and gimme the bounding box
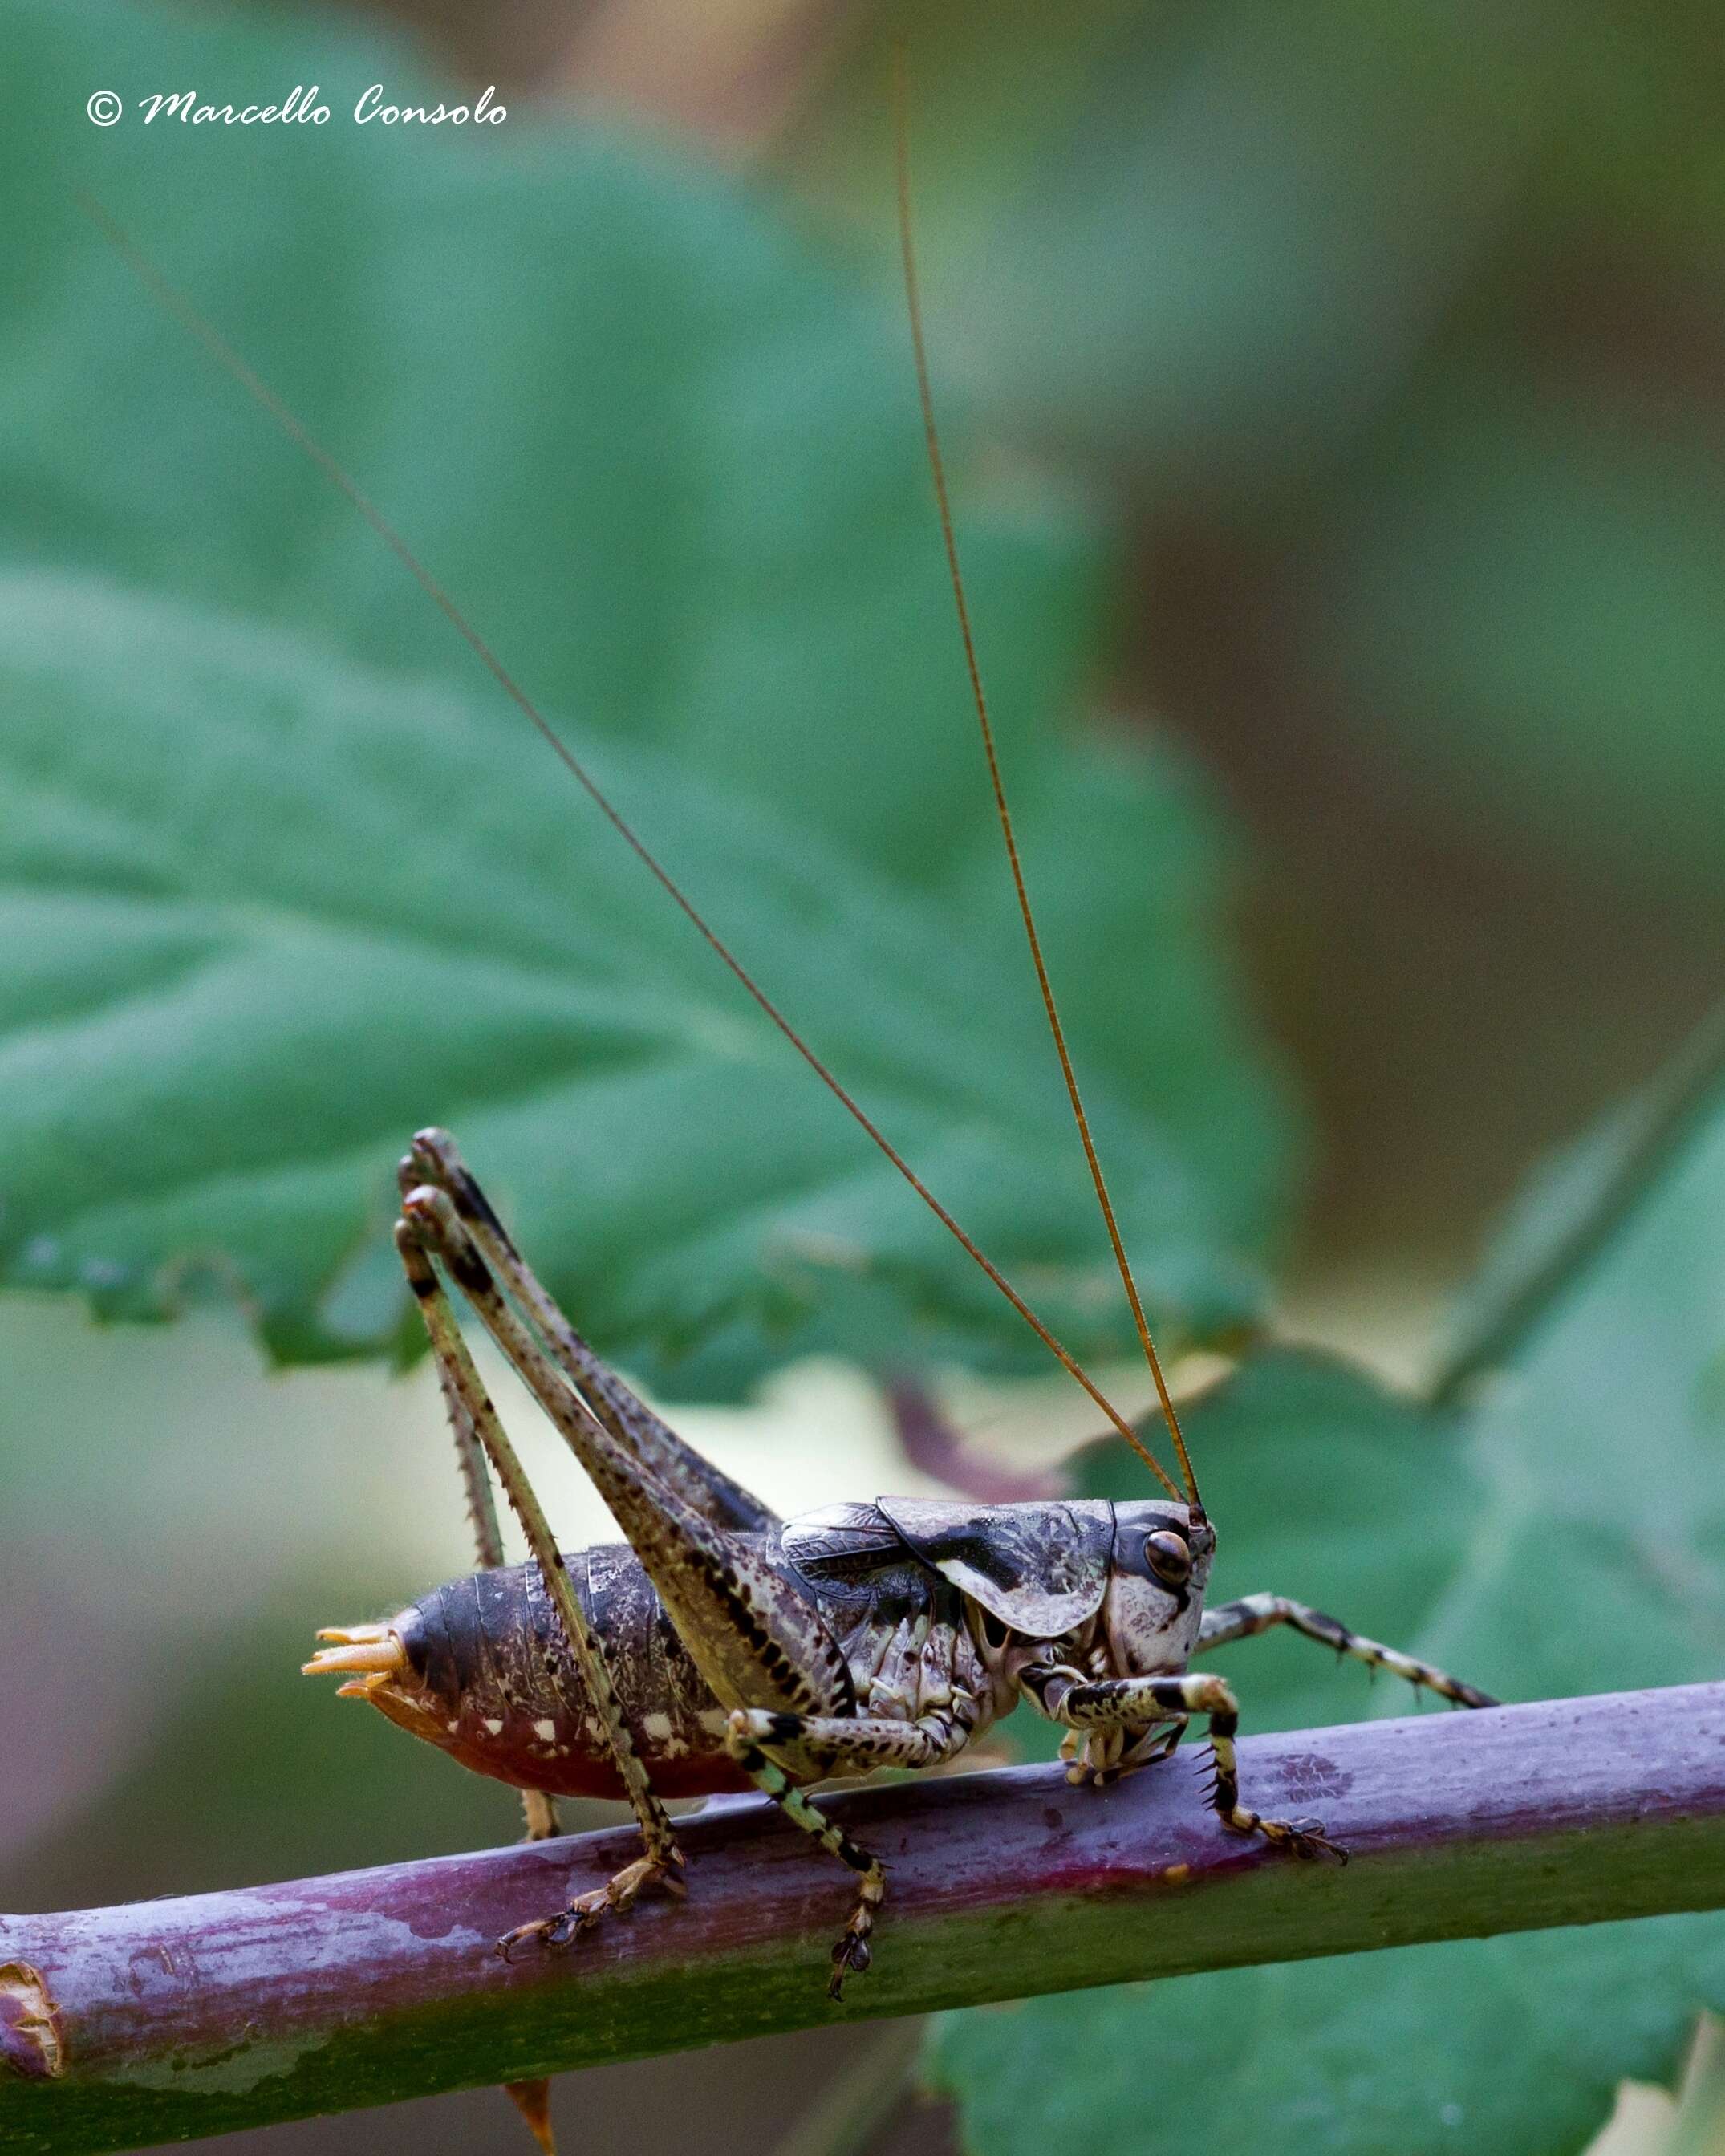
[77,189,1176,1496]
[889,45,1202,1517]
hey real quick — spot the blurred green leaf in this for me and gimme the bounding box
[0,0,1297,1388]
[932,1061,1725,2156]
[789,0,1569,489]
[0,571,1271,1384]
[1070,1350,1483,1731]
[1437,1006,1725,1400]
[1309,380,1725,904]
[940,733,1293,1247]
[794,2,1725,957]
[3,0,1094,875]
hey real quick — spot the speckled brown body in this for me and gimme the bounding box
[309,1128,1496,2041]
[358,1501,1029,1803]
[352,1492,1216,1803]
[377,1542,757,1801]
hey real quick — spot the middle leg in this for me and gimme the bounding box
[721,1709,970,2000]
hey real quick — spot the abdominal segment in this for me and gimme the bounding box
[356,1543,753,1801]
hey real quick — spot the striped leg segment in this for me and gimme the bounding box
[402,1129,776,1536]
[519,1789,561,1842]
[729,1706,972,1780]
[1026,1667,1347,1863]
[496,1852,672,1960]
[1058,1713,1187,1784]
[400,1185,856,1740]
[412,1296,563,2156]
[393,1221,685,1948]
[1196,1594,1497,1708]
[723,1713,908,2000]
[417,1282,565,1849]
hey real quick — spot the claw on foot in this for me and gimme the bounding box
[827,1929,872,2002]
[1257,1814,1348,1865]
[826,1866,885,2002]
[496,1854,681,1963]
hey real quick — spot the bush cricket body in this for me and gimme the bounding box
[97,51,1498,2155]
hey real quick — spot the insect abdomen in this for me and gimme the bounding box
[378,1544,752,1801]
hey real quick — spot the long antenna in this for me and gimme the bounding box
[78,192,1183,1504]
[888,47,1203,1517]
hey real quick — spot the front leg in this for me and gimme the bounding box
[1024,1667,1346,1863]
[1059,1713,1186,1783]
[1197,1594,1496,1708]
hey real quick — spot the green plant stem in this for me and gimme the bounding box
[1668,2014,1725,2156]
[770,2027,921,2156]
[1431,1001,1725,1406]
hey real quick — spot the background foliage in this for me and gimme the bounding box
[2,0,1290,1391]
[6,2,1725,2154]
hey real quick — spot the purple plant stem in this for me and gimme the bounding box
[5,1683,1725,2154]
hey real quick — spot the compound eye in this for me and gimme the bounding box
[1143,1530,1191,1585]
